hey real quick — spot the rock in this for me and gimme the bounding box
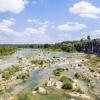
[70,98,76,100]
[30,57,33,60]
[68,92,90,100]
[46,80,54,87]
[0,74,2,81]
[32,64,35,67]
[55,81,63,89]
[7,97,14,100]
[32,91,37,94]
[72,79,80,90]
[10,76,16,80]
[38,87,47,94]
[93,72,100,80]
[34,66,39,70]
[46,77,56,87]
[72,83,79,90]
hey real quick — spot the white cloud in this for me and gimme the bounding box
[0,0,28,13]
[0,19,15,27]
[0,19,47,37]
[58,22,87,31]
[32,0,47,5]
[27,18,54,29]
[0,19,15,35]
[27,18,50,25]
[21,27,47,37]
[0,18,53,44]
[94,30,100,36]
[69,1,100,19]
[92,30,100,38]
[27,19,38,23]
[81,29,100,39]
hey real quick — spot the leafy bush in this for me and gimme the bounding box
[61,43,76,53]
[74,72,81,79]
[17,73,30,80]
[53,68,64,76]
[2,71,11,80]
[60,76,73,89]
[78,64,82,67]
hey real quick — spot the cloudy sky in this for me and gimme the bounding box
[0,0,100,44]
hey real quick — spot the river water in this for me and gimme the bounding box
[0,49,100,100]
[0,49,69,98]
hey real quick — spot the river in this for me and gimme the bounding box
[0,49,100,100]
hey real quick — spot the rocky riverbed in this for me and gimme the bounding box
[0,49,100,100]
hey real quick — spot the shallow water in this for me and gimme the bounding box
[0,49,68,93]
[8,50,68,92]
[0,49,100,100]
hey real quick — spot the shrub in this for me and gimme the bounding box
[74,72,90,82]
[78,64,82,67]
[74,72,81,79]
[53,68,64,76]
[17,73,30,80]
[60,76,73,89]
[75,88,84,94]
[2,71,11,80]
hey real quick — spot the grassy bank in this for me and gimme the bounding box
[0,46,18,56]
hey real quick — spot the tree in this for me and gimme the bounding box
[87,35,91,41]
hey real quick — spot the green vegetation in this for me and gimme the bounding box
[0,70,2,74]
[2,65,22,80]
[31,59,44,66]
[60,43,76,52]
[74,72,90,82]
[74,88,84,94]
[60,76,73,89]
[0,46,18,56]
[85,55,100,68]
[29,36,100,54]
[31,58,60,67]
[85,54,91,59]
[16,92,33,100]
[74,72,81,79]
[78,64,82,67]
[17,73,30,80]
[15,87,70,100]
[0,36,99,54]
[53,68,64,76]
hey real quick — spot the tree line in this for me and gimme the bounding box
[0,36,100,55]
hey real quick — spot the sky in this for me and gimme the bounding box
[0,0,100,44]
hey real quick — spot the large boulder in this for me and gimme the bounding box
[32,90,37,94]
